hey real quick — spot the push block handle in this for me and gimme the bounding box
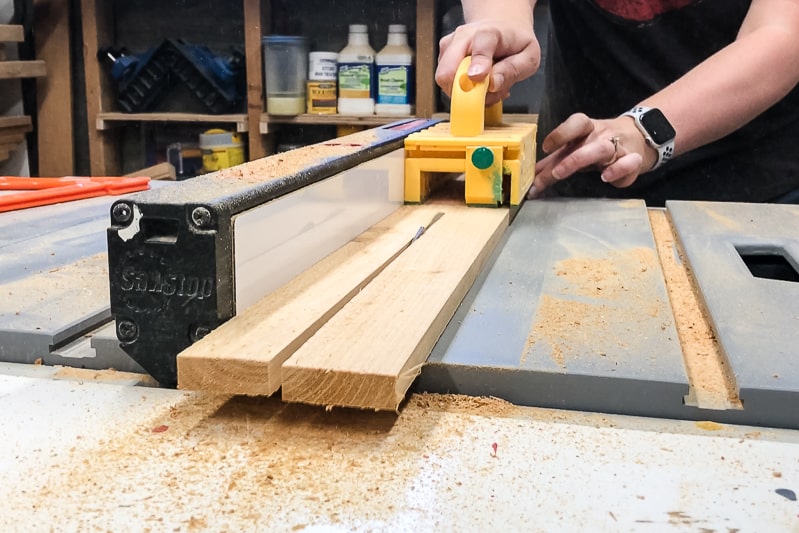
[450,57,504,137]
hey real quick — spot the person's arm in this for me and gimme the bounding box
[436,0,540,105]
[535,0,799,192]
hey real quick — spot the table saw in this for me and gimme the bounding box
[4,116,798,423]
[2,104,799,527]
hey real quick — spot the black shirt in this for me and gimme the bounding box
[541,0,799,205]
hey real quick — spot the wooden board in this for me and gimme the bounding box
[0,132,26,145]
[81,0,120,175]
[125,162,176,180]
[0,25,24,42]
[265,114,414,127]
[35,0,75,176]
[281,204,508,410]
[176,205,448,396]
[243,0,269,159]
[96,112,248,132]
[415,0,436,117]
[0,116,31,129]
[0,60,46,79]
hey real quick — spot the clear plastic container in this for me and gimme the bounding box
[263,35,309,115]
[337,24,375,116]
[375,24,414,116]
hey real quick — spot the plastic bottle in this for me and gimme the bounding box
[375,24,414,116]
[337,24,375,115]
[307,51,337,114]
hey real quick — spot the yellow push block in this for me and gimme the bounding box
[404,121,537,206]
[404,56,537,207]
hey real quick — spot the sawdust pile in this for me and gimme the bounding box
[524,246,668,369]
[409,393,519,417]
[12,392,540,530]
[52,366,158,385]
[647,210,741,409]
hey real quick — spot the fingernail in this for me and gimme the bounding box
[467,64,482,76]
[551,168,561,180]
[492,73,504,91]
[601,172,610,182]
[526,185,538,199]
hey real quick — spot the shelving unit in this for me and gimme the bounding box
[0,23,45,166]
[95,112,249,133]
[262,113,412,131]
[80,0,438,176]
[0,25,46,79]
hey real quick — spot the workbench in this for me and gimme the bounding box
[2,123,799,528]
[2,364,798,530]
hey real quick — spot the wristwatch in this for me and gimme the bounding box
[622,106,676,170]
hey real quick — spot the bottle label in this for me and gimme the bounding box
[377,65,413,105]
[338,63,374,99]
[309,57,337,81]
[307,81,337,114]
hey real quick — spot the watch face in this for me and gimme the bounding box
[640,108,676,146]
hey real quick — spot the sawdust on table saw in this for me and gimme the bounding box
[52,366,158,385]
[13,390,778,530]
[217,129,381,184]
[1,253,109,319]
[523,246,667,368]
[20,392,553,529]
[648,210,741,410]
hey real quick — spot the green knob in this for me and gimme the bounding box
[471,147,494,170]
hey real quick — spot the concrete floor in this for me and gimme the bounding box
[1,363,798,532]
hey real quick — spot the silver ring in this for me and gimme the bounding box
[606,136,620,165]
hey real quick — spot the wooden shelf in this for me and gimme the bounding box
[0,116,32,129]
[96,112,249,132]
[261,113,414,132]
[0,60,46,80]
[0,25,24,43]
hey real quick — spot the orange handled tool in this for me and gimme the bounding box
[0,176,151,213]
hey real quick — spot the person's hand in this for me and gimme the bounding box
[436,19,541,106]
[530,113,659,197]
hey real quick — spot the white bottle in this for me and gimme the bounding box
[375,24,414,116]
[337,24,375,115]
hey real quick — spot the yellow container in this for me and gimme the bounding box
[307,81,337,114]
[199,129,245,172]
